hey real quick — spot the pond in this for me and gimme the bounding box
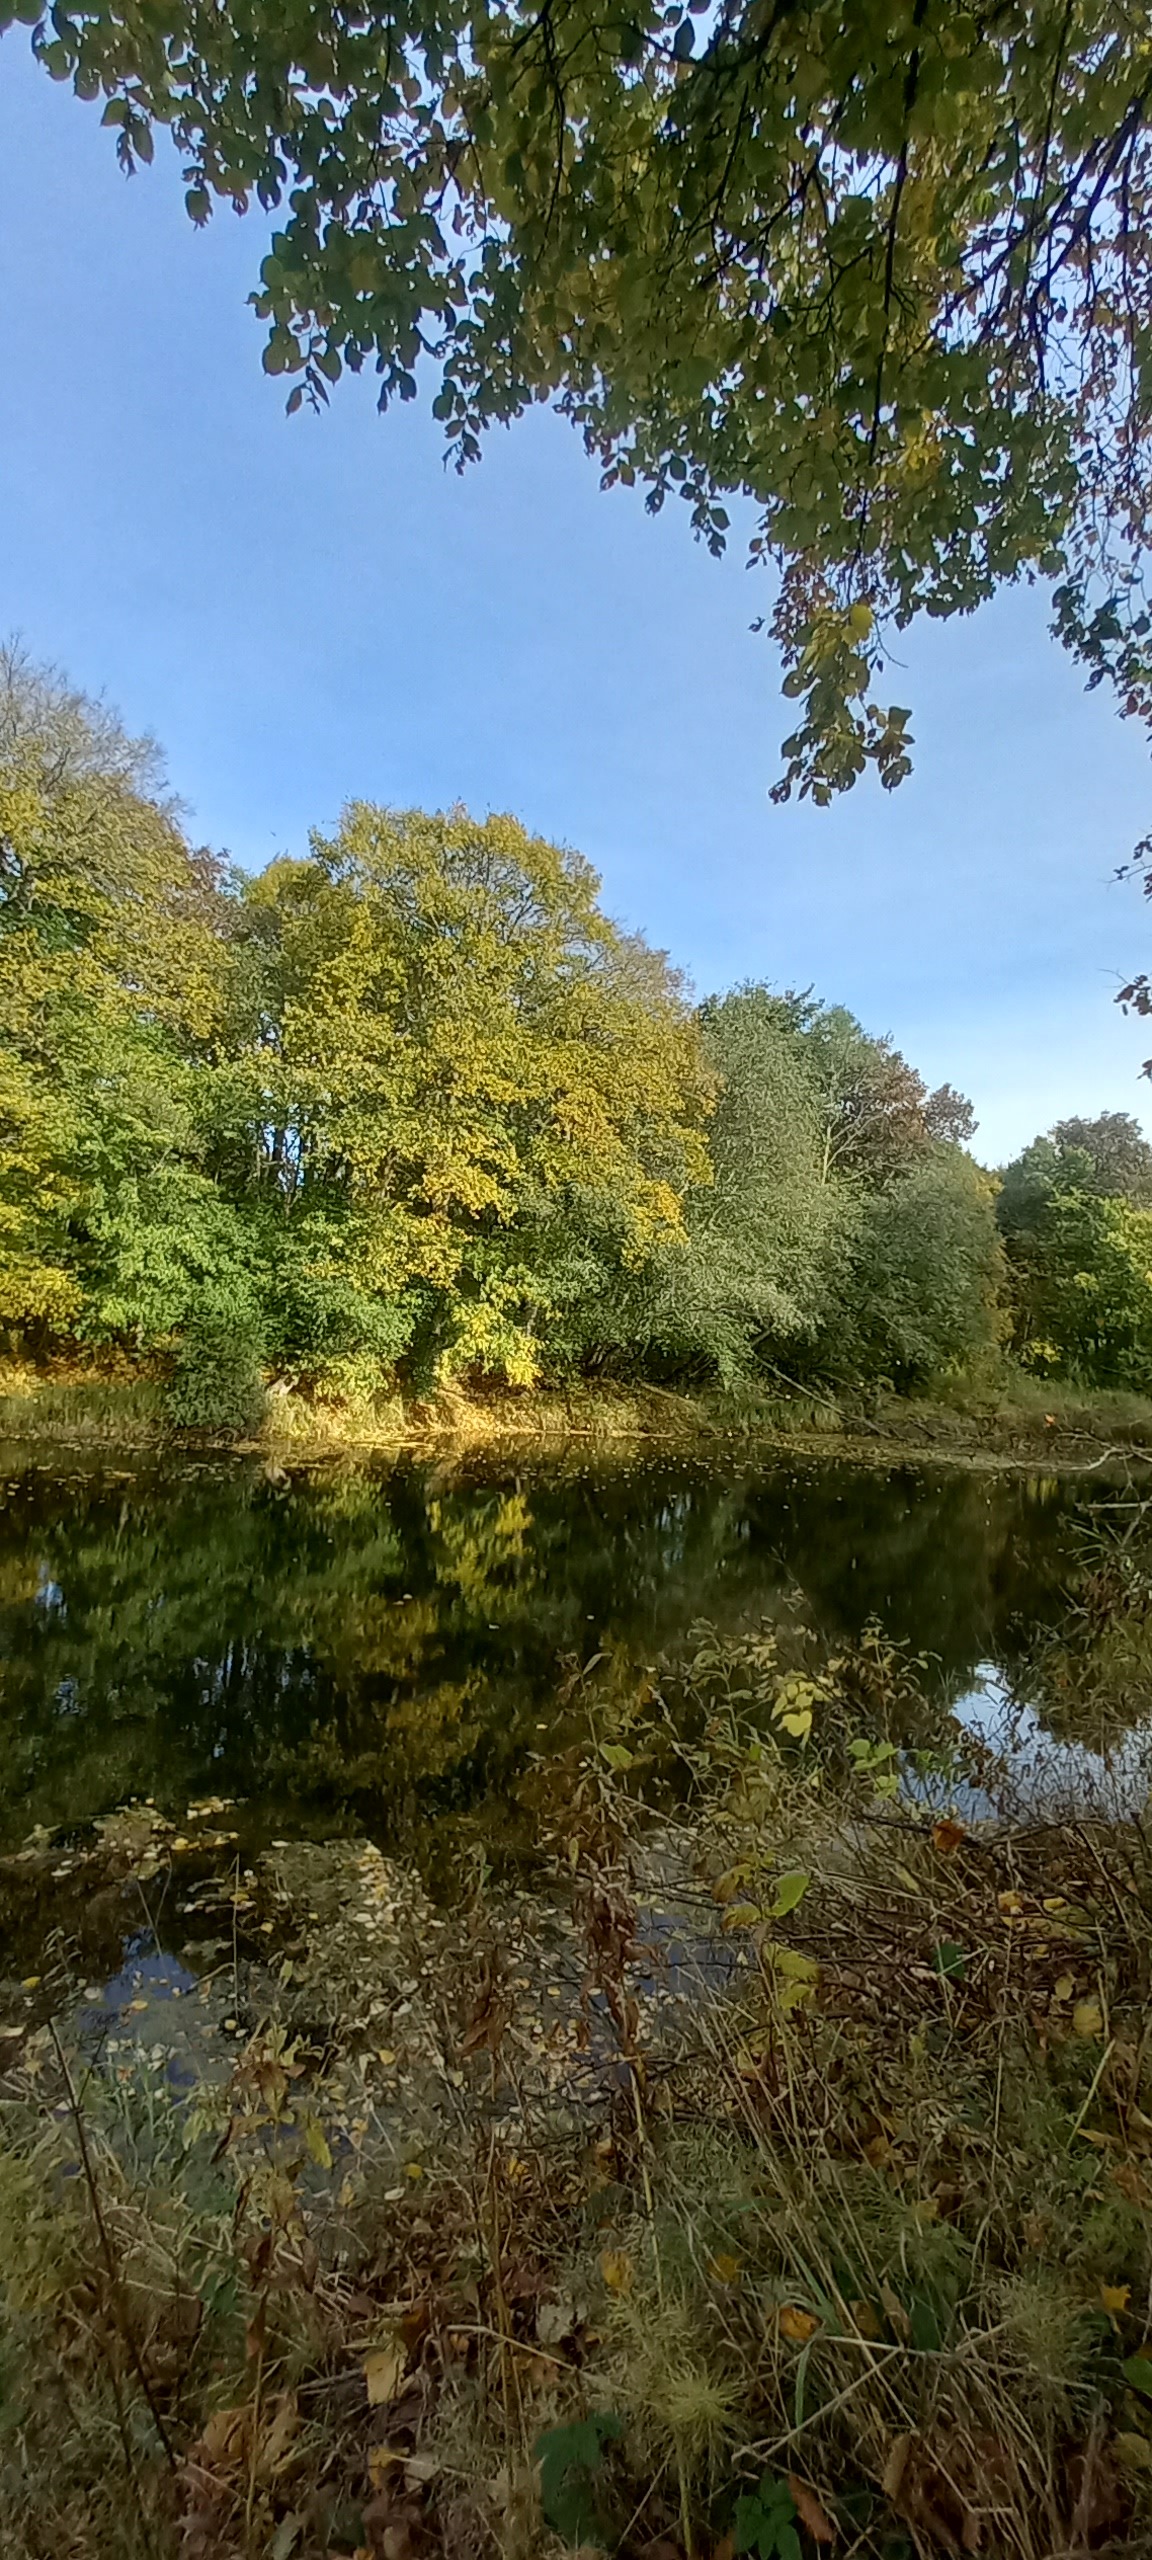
[1,1444,1146,1874]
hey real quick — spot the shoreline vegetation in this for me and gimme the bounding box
[4,1616,1152,2559]
[5,1362,1152,1476]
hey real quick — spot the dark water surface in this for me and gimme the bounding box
[0,1445,1137,1862]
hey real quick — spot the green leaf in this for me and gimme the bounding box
[931,1941,967,1981]
[535,2413,623,2546]
[771,1868,809,1917]
[1124,2355,1152,2398]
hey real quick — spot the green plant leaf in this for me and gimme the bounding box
[535,2413,623,2546]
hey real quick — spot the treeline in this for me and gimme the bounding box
[1,647,1148,1423]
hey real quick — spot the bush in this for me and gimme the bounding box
[164,1306,267,1432]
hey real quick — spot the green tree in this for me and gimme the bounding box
[835,1149,1005,1392]
[0,644,242,1371]
[1009,1188,1152,1387]
[16,5,1152,799]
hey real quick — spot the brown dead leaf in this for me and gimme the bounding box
[257,2395,299,2478]
[196,2403,250,2469]
[882,2436,912,2502]
[778,2304,819,2344]
[932,1818,965,1857]
[787,2475,836,2542]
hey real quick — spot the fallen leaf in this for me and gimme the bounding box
[1053,1973,1075,2003]
[778,2303,819,2344]
[600,2248,634,2296]
[363,2343,406,2406]
[707,2252,742,2285]
[198,2404,249,2468]
[1073,1998,1104,2040]
[882,2435,912,2501]
[864,2133,892,2169]
[537,2295,576,2346]
[368,2447,403,2489]
[931,1818,965,1856]
[997,1890,1025,1919]
[787,2475,836,2542]
[850,2298,882,2339]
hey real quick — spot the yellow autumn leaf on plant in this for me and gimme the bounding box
[1100,2282,1131,2315]
[778,2304,819,2344]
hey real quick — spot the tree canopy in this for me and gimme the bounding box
[998,1110,1152,1385]
[0,645,1016,1415]
[11,1,1152,807]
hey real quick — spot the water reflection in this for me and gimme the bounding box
[0,1446,1139,1851]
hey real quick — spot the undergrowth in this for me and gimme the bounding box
[2,1628,1152,2557]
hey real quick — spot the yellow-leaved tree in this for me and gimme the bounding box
[225,804,713,1385]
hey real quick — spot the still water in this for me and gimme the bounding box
[0,1446,1142,1862]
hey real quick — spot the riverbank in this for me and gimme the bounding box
[3,1360,1152,1473]
[3,1625,1152,2560]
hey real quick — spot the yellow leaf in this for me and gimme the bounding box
[1053,1974,1075,2003]
[763,1945,819,1979]
[1073,1998,1104,2041]
[931,1818,965,1856]
[1114,2433,1152,2473]
[600,2248,634,2296]
[1101,2283,1131,2315]
[302,2114,332,2170]
[363,2343,405,2406]
[778,2304,818,2344]
[997,1890,1025,1919]
[708,2252,742,2285]
[722,1903,763,1931]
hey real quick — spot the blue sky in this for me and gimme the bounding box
[2,41,1151,1163]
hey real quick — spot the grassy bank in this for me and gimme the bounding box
[3,1627,1152,2557]
[3,1359,1152,1471]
